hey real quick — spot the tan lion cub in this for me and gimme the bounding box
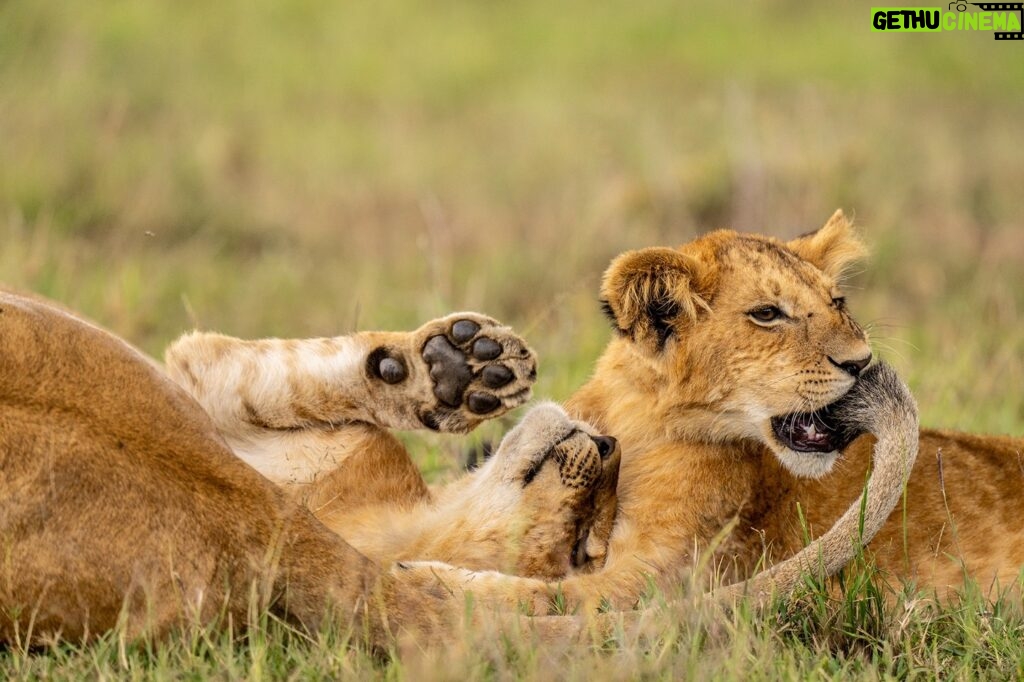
[310,403,620,580]
[366,211,1020,626]
[166,316,620,580]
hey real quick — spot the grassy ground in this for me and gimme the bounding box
[1,0,1023,678]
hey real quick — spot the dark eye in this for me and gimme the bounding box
[591,435,616,459]
[522,460,543,486]
[747,306,784,323]
[832,296,846,310]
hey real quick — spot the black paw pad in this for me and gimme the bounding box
[481,364,514,388]
[451,319,480,344]
[423,335,473,407]
[367,348,407,384]
[471,337,502,361]
[467,392,500,414]
[379,357,406,384]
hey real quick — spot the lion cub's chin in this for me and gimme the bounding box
[759,422,841,479]
[771,445,841,479]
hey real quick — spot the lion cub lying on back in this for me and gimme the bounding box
[166,315,620,580]
[309,403,619,579]
[0,296,616,646]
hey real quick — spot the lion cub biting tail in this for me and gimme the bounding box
[392,211,1024,623]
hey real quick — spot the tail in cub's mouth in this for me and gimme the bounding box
[724,360,919,602]
[827,361,919,446]
[768,361,919,479]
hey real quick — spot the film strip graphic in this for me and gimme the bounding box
[971,2,1024,39]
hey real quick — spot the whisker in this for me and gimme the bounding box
[861,317,909,332]
[871,341,911,364]
[762,371,803,389]
[870,335,919,350]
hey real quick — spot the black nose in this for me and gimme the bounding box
[829,353,872,377]
[591,435,617,459]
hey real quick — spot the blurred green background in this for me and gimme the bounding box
[2,0,1022,448]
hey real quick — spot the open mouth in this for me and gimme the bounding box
[770,402,860,454]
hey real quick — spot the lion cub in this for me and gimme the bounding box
[166,315,620,580]
[312,403,620,580]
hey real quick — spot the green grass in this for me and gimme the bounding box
[2,0,1023,678]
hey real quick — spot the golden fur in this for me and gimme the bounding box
[387,211,1022,628]
[4,210,1020,646]
[0,299,615,645]
[0,290,383,644]
[164,317,619,580]
[308,403,619,580]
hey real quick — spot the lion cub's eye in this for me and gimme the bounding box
[747,306,785,324]
[832,296,846,310]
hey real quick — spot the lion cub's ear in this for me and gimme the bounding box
[600,246,715,352]
[787,209,868,280]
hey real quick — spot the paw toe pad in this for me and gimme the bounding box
[481,364,514,388]
[451,320,481,344]
[471,337,502,361]
[468,392,501,414]
[378,357,407,384]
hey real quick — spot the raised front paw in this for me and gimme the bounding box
[367,313,537,433]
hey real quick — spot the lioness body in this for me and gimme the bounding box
[0,291,380,642]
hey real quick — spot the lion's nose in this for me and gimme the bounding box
[591,435,617,459]
[829,353,872,377]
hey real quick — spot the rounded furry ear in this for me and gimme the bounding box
[787,209,868,280]
[599,246,715,352]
